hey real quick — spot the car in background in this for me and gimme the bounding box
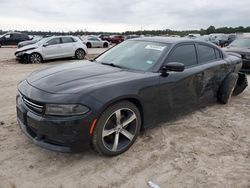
[224,37,250,72]
[110,35,124,44]
[15,36,87,64]
[17,36,43,49]
[209,34,229,47]
[81,36,109,48]
[99,34,112,42]
[124,35,141,40]
[0,32,30,47]
[16,37,247,156]
[187,34,201,39]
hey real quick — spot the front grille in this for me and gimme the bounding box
[22,96,45,114]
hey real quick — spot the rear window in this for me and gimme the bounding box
[197,44,216,63]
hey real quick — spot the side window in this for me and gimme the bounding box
[197,44,216,63]
[89,37,98,41]
[62,37,74,43]
[4,34,11,39]
[12,34,20,39]
[167,44,197,67]
[215,49,222,59]
[47,38,61,45]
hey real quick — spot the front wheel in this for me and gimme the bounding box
[29,53,43,64]
[75,49,85,60]
[92,101,141,156]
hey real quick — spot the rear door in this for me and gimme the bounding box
[159,43,204,121]
[195,43,228,102]
[60,37,77,57]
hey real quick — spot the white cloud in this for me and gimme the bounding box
[0,0,249,32]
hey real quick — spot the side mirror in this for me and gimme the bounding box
[161,62,185,72]
[43,43,49,47]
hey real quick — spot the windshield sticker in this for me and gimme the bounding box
[145,45,165,51]
[146,60,153,64]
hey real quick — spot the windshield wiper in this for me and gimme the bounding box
[101,62,124,69]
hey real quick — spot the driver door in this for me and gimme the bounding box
[42,37,62,59]
[158,43,204,122]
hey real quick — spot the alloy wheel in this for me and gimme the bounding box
[102,108,138,152]
[76,50,85,59]
[30,54,42,64]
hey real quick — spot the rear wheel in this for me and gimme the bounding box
[75,49,85,60]
[92,101,141,156]
[233,73,248,96]
[103,42,108,48]
[29,53,42,64]
[218,73,238,104]
[86,43,92,48]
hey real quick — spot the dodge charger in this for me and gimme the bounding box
[16,37,248,156]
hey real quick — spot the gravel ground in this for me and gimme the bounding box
[0,47,249,188]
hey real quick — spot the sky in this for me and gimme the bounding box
[0,0,249,32]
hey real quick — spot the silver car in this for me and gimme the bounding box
[15,36,87,64]
[81,36,109,48]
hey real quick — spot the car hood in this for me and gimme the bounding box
[26,61,142,94]
[223,46,250,54]
[16,43,38,52]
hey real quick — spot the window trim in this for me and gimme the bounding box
[61,37,75,44]
[165,43,198,68]
[46,37,62,46]
[195,43,222,65]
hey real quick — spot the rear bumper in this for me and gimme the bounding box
[16,94,94,153]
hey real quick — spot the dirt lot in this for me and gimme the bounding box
[0,47,250,188]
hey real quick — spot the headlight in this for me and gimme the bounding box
[45,104,89,116]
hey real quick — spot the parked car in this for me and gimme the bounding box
[124,35,141,40]
[0,32,30,47]
[99,34,112,42]
[81,36,109,48]
[224,37,250,72]
[110,35,124,44]
[16,37,247,156]
[15,36,87,63]
[17,36,43,49]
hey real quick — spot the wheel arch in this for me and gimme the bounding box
[75,48,86,55]
[29,52,43,61]
[97,96,145,130]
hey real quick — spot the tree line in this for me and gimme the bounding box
[1,25,250,37]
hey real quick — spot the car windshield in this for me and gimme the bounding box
[96,40,169,71]
[230,38,250,48]
[37,37,53,46]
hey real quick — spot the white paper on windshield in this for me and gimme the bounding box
[145,45,165,51]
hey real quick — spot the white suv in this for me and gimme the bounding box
[15,36,87,63]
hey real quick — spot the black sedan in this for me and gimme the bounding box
[0,32,30,47]
[16,37,248,156]
[224,37,250,72]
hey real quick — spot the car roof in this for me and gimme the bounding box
[130,36,205,44]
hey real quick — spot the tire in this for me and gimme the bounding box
[103,42,108,48]
[92,101,141,156]
[86,43,92,48]
[29,53,43,64]
[218,73,238,104]
[0,43,1,48]
[233,73,248,96]
[75,49,85,60]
